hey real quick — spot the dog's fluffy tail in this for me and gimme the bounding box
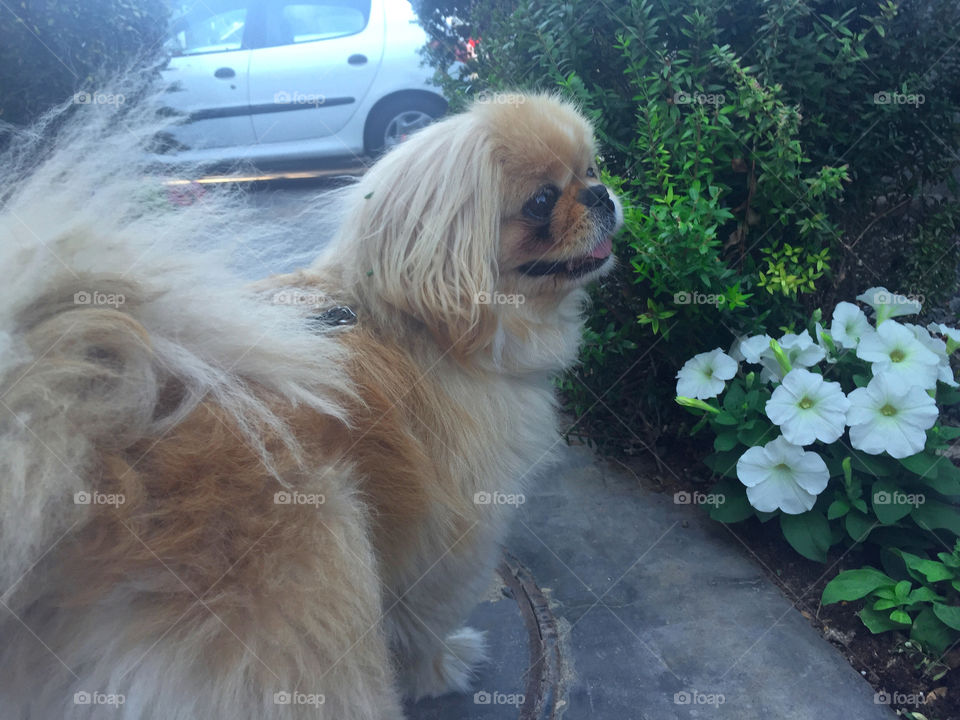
[0,75,351,595]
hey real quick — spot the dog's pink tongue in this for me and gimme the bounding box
[590,236,613,259]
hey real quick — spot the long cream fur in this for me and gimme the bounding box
[0,78,619,719]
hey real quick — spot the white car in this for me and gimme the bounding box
[160,0,446,166]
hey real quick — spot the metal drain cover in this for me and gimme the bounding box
[406,551,567,720]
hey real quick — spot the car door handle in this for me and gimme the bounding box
[214,67,236,79]
[347,54,367,65]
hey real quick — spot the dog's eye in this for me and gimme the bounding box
[586,167,596,178]
[523,185,559,222]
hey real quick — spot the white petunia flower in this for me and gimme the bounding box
[846,373,938,458]
[733,334,774,364]
[759,331,826,382]
[765,369,850,445]
[857,287,922,324]
[736,436,830,514]
[856,320,940,390]
[905,323,957,388]
[676,348,738,400]
[830,301,872,349]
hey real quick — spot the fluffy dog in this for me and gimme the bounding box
[0,89,621,718]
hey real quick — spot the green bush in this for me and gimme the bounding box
[416,0,960,451]
[0,0,169,127]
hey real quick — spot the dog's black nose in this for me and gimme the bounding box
[577,184,615,215]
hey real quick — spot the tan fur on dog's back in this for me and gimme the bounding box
[0,85,402,719]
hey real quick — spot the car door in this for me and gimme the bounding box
[162,0,256,150]
[245,0,383,147]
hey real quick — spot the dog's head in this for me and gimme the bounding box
[342,93,621,360]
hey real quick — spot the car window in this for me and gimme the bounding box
[264,0,371,46]
[168,1,249,56]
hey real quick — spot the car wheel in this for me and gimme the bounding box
[364,95,447,156]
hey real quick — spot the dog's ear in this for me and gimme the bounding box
[350,117,500,357]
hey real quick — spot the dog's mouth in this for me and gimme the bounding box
[516,235,614,279]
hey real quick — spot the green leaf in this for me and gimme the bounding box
[822,568,895,604]
[859,605,911,633]
[708,478,755,523]
[912,500,960,536]
[939,549,960,568]
[900,453,960,494]
[850,451,896,477]
[932,603,960,631]
[927,460,960,495]
[722,383,746,412]
[896,550,955,583]
[703,449,742,479]
[937,426,960,440]
[845,511,875,542]
[780,511,831,563]
[910,607,955,655]
[907,587,944,604]
[871,479,915,524]
[713,410,739,426]
[713,430,739,452]
[889,609,912,624]
[827,498,850,519]
[899,452,942,478]
[894,580,911,600]
[736,422,773,446]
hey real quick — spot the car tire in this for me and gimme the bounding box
[363,94,447,156]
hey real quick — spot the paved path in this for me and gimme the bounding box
[410,443,895,720]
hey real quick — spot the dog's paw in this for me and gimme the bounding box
[440,627,488,693]
[407,626,488,699]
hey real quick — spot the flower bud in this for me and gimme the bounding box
[675,396,721,414]
[769,338,792,376]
